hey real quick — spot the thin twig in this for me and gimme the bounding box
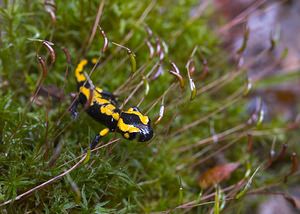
[87,0,106,52]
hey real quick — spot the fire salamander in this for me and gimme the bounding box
[69,59,153,149]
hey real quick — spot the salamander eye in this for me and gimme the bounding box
[131,106,140,112]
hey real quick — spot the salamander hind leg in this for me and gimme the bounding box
[89,128,110,149]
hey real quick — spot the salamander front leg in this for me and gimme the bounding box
[69,98,80,119]
[89,128,110,149]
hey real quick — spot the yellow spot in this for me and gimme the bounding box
[124,133,130,139]
[99,128,110,136]
[80,86,92,103]
[100,104,119,120]
[117,118,140,133]
[80,86,113,106]
[112,113,120,120]
[91,58,98,64]
[100,104,115,115]
[95,87,103,93]
[92,89,105,103]
[125,108,149,125]
[95,97,110,105]
[75,59,88,82]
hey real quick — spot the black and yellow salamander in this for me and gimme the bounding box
[69,59,153,149]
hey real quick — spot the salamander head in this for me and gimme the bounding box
[118,107,153,142]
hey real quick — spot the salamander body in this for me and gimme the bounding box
[70,59,153,148]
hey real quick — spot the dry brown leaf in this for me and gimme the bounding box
[198,162,240,189]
